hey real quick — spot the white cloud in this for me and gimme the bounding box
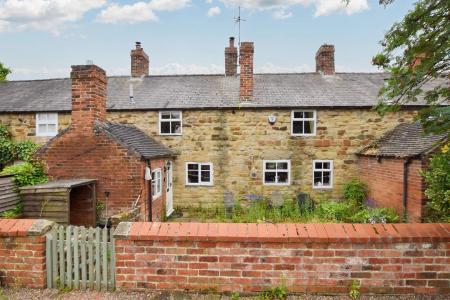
[97,2,158,24]
[96,0,190,24]
[207,6,221,17]
[10,67,71,80]
[0,0,106,34]
[272,8,292,20]
[220,0,369,19]
[314,0,368,16]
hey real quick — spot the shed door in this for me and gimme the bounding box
[70,185,96,227]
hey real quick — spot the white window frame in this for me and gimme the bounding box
[151,168,162,199]
[36,113,58,137]
[312,160,333,189]
[185,162,213,186]
[159,111,182,136]
[263,160,291,186]
[291,110,316,136]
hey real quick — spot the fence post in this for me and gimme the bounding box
[46,233,53,289]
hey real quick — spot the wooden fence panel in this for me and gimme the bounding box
[46,225,115,291]
[0,175,20,214]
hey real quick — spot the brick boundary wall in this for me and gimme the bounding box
[114,222,450,295]
[0,219,54,288]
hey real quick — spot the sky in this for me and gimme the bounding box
[0,0,416,80]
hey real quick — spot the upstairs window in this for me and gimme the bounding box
[36,113,58,137]
[151,168,162,199]
[159,111,182,135]
[263,160,290,185]
[291,110,316,136]
[186,162,213,186]
[313,160,333,189]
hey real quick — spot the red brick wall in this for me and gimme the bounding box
[38,130,147,219]
[358,156,426,222]
[114,222,450,295]
[0,219,52,288]
[138,159,168,222]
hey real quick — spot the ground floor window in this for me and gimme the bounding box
[151,168,162,199]
[313,160,333,189]
[186,162,213,186]
[263,160,290,185]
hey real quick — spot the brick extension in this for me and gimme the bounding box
[115,222,450,295]
[358,156,426,222]
[0,219,53,288]
[36,65,168,222]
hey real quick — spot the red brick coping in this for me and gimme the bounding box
[115,222,450,243]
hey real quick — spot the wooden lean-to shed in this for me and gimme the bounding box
[20,179,97,227]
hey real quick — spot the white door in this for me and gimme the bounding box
[166,161,174,216]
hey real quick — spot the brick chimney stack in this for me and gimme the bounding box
[225,37,238,76]
[131,41,149,77]
[70,65,107,132]
[239,42,254,101]
[315,44,335,75]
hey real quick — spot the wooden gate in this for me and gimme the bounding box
[46,225,115,291]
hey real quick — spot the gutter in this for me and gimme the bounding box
[402,157,413,222]
[147,161,153,222]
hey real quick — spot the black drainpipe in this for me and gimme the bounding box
[147,161,152,222]
[402,157,412,222]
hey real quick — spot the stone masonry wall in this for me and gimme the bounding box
[0,108,416,208]
[0,219,53,288]
[108,108,416,207]
[0,112,71,144]
[114,222,450,295]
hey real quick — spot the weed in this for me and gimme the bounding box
[259,282,287,300]
[231,292,240,300]
[348,280,361,300]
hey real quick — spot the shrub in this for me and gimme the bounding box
[14,141,38,162]
[0,162,48,187]
[422,144,450,222]
[0,125,39,167]
[343,178,367,205]
[350,207,399,224]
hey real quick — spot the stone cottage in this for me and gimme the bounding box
[358,122,447,222]
[0,38,431,219]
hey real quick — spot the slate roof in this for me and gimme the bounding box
[358,122,448,158]
[0,73,440,112]
[95,121,174,159]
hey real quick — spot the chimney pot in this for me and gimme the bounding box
[239,42,254,101]
[315,44,335,75]
[131,42,149,77]
[225,36,238,76]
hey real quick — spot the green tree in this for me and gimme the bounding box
[346,0,449,134]
[422,143,450,222]
[0,62,11,81]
